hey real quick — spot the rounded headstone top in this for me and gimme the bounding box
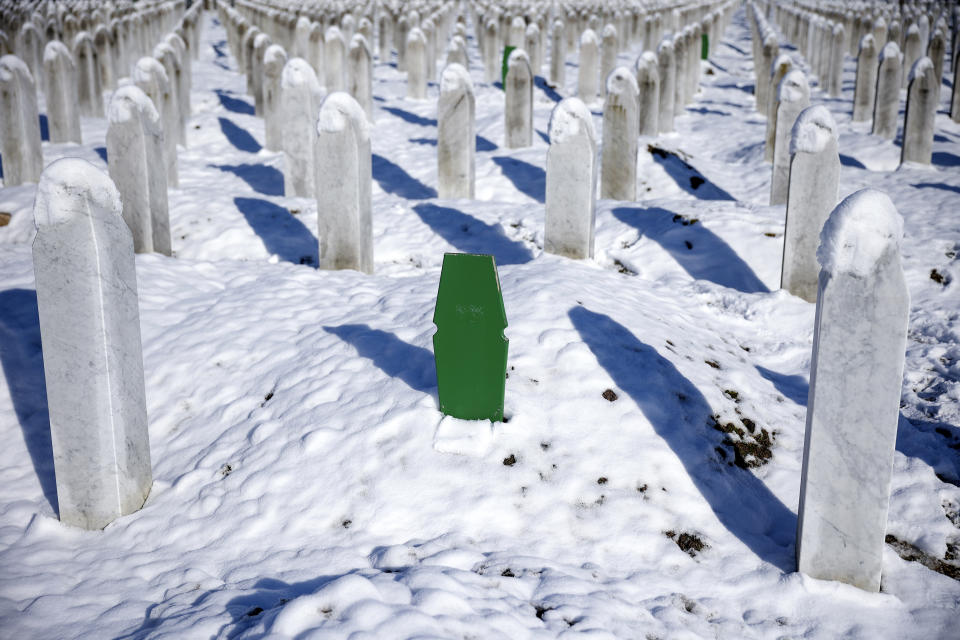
[779,69,810,103]
[507,47,530,68]
[108,83,159,124]
[440,62,471,94]
[580,28,598,46]
[44,39,72,63]
[817,189,903,278]
[789,104,837,156]
[908,55,934,83]
[34,157,121,228]
[548,96,595,144]
[0,53,32,81]
[317,91,369,138]
[879,41,901,61]
[606,65,639,96]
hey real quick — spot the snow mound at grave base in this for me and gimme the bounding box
[789,105,836,156]
[33,157,121,227]
[817,189,903,278]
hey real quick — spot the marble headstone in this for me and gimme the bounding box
[0,54,43,186]
[437,63,475,199]
[545,97,597,259]
[601,66,639,201]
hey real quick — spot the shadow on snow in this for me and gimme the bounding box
[411,203,534,265]
[234,197,317,265]
[372,154,437,199]
[381,105,437,127]
[569,305,796,571]
[213,163,284,196]
[217,116,262,152]
[491,156,545,203]
[215,89,255,115]
[0,288,58,516]
[323,324,437,395]
[647,147,737,201]
[611,206,769,293]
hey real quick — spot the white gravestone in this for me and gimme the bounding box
[757,33,778,112]
[601,66,639,201]
[251,33,272,116]
[445,36,468,70]
[348,34,373,121]
[308,22,325,79]
[262,44,287,152]
[377,14,391,63]
[166,33,191,139]
[901,24,922,88]
[764,54,793,162]
[525,23,541,78]
[315,92,373,274]
[134,57,178,188]
[852,34,878,123]
[106,85,171,255]
[770,69,810,205]
[0,55,43,186]
[656,36,676,133]
[672,28,687,115]
[578,28,600,104]
[549,19,565,89]
[281,57,323,198]
[152,42,185,145]
[796,188,909,593]
[782,105,839,302]
[952,46,960,124]
[901,56,937,166]
[32,157,153,531]
[504,48,533,149]
[92,25,115,90]
[872,42,902,139]
[600,24,618,97]
[437,63,475,199]
[43,40,82,144]
[826,23,845,98]
[294,16,311,59]
[545,97,597,259]
[635,51,660,137]
[406,27,427,100]
[483,19,499,83]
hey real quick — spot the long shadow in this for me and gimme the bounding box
[491,156,545,203]
[38,114,49,141]
[612,206,769,293]
[0,289,58,515]
[476,135,498,151]
[912,182,960,195]
[215,89,255,115]
[381,105,437,127]
[569,306,796,571]
[218,116,261,152]
[234,197,317,265]
[755,365,808,405]
[838,153,866,169]
[323,324,436,394]
[932,151,960,168]
[213,164,284,196]
[535,129,550,144]
[372,153,437,199]
[647,147,736,201]
[411,203,534,265]
[95,146,108,163]
[534,76,563,103]
[686,106,730,116]
[212,39,228,59]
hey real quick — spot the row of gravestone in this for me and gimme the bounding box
[0,2,200,189]
[25,116,911,600]
[17,0,914,601]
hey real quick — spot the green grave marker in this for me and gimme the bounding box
[501,45,516,88]
[701,33,709,60]
[433,253,508,422]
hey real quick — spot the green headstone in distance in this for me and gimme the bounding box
[701,33,709,59]
[433,253,508,422]
[501,45,516,88]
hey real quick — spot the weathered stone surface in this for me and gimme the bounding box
[437,63,475,199]
[782,105,839,302]
[545,97,597,259]
[578,28,600,103]
[872,42,901,139]
[601,66,638,201]
[635,51,659,137]
[134,56,178,188]
[797,188,909,593]
[901,56,937,165]
[549,19,565,88]
[315,92,372,273]
[262,44,287,151]
[348,34,373,120]
[280,57,323,198]
[32,157,152,531]
[0,54,43,185]
[764,53,793,162]
[106,85,170,255]
[656,36,675,133]
[770,69,809,205]
[43,40,82,144]
[852,34,878,122]
[504,48,532,149]
[406,27,427,100]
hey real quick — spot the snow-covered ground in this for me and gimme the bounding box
[1,6,959,639]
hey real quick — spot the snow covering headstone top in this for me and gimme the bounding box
[0,54,43,186]
[437,62,475,199]
[797,188,909,592]
[433,253,508,423]
[545,97,598,259]
[315,92,372,274]
[32,157,152,531]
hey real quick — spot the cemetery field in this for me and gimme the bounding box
[3,6,960,640]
